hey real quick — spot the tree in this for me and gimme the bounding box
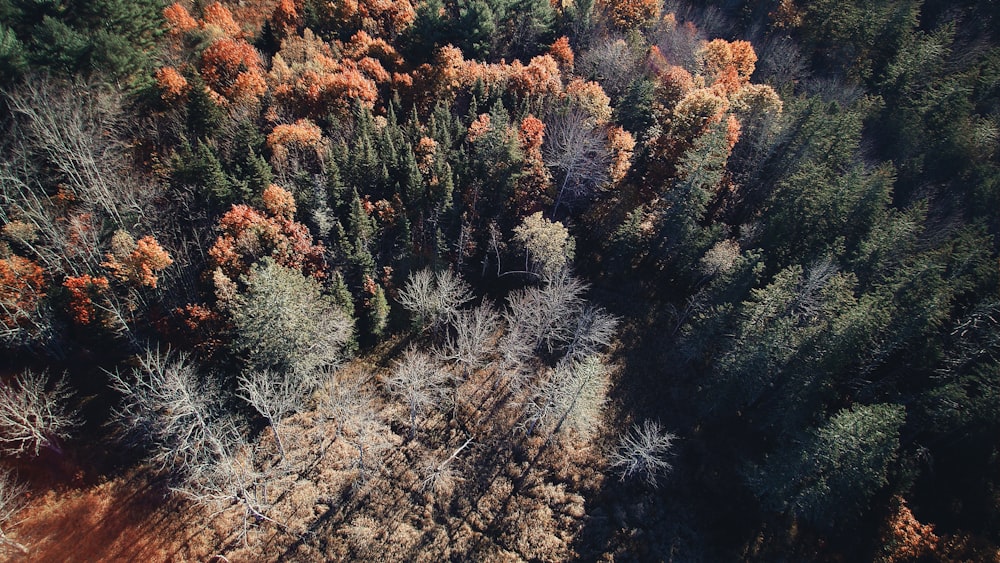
[0,255,49,347]
[522,356,609,439]
[207,188,327,289]
[229,258,353,376]
[101,231,173,289]
[109,348,227,477]
[0,470,28,555]
[543,109,611,213]
[0,370,77,457]
[608,420,676,487]
[512,211,575,280]
[499,270,587,368]
[749,403,906,534]
[440,301,501,375]
[385,346,448,439]
[396,268,472,333]
[199,38,267,105]
[238,369,314,459]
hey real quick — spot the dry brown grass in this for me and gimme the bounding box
[4,352,614,562]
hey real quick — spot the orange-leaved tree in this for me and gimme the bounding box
[0,255,47,342]
[207,185,325,300]
[62,274,110,326]
[101,231,173,290]
[199,38,267,105]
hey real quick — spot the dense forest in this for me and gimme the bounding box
[0,0,998,560]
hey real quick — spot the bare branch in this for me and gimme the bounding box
[544,108,611,213]
[0,469,28,555]
[0,369,77,457]
[420,437,473,494]
[237,369,313,459]
[522,356,609,439]
[109,348,227,477]
[385,347,448,439]
[397,268,473,334]
[608,420,677,487]
[440,301,501,374]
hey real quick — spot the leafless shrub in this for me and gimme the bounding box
[500,271,588,367]
[173,422,288,547]
[0,369,77,457]
[385,347,448,439]
[322,373,372,440]
[420,437,473,495]
[440,301,501,375]
[564,306,619,363]
[608,420,676,487]
[577,37,643,99]
[238,369,313,459]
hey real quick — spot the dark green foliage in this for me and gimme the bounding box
[170,141,234,208]
[185,73,224,140]
[616,77,657,136]
[0,23,26,83]
[749,403,906,534]
[0,0,163,85]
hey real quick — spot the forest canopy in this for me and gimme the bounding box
[0,0,998,560]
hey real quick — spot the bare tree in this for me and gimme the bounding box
[608,420,677,487]
[577,37,644,100]
[0,369,77,457]
[238,369,313,459]
[109,348,227,477]
[396,268,472,335]
[4,76,145,229]
[564,305,619,362]
[544,108,611,213]
[0,470,28,555]
[440,301,501,376]
[522,356,609,439]
[0,166,103,276]
[385,347,448,439]
[500,271,587,367]
[174,425,285,546]
[320,375,391,484]
[420,436,473,495]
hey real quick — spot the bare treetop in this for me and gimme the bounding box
[0,369,78,457]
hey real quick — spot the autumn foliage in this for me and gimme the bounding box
[154,66,188,103]
[598,0,663,30]
[62,274,110,326]
[199,38,267,105]
[201,2,242,38]
[101,232,173,290]
[880,497,939,563]
[163,2,197,34]
[549,37,575,72]
[269,29,381,118]
[207,186,325,292]
[0,255,46,330]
